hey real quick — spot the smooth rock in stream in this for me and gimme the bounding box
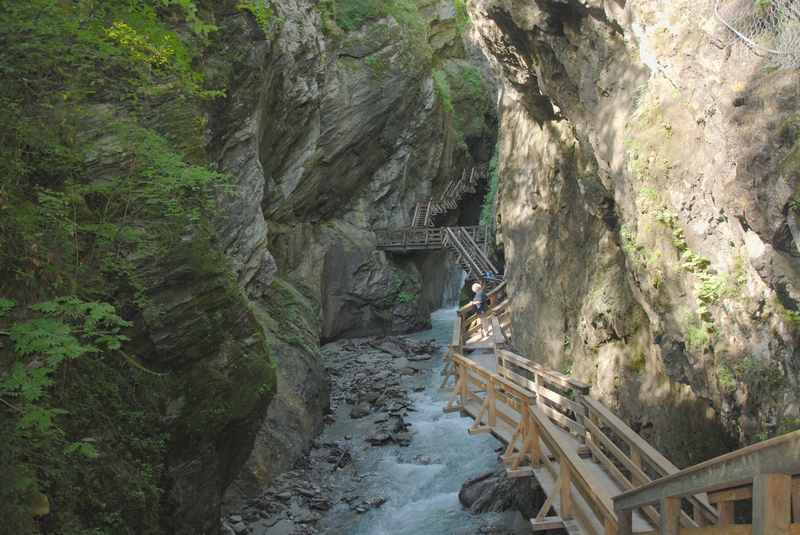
[366,431,392,445]
[459,468,546,518]
[350,401,371,419]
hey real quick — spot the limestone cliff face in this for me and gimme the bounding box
[257,0,494,342]
[209,0,496,504]
[468,0,800,465]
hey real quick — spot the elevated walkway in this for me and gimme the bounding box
[376,225,502,285]
[373,164,502,286]
[442,289,800,535]
[410,166,487,228]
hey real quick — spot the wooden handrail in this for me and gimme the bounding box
[583,397,680,479]
[615,430,800,511]
[530,403,619,530]
[614,430,800,535]
[583,396,718,526]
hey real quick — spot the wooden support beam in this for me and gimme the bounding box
[617,510,633,535]
[718,501,735,526]
[560,462,573,520]
[794,479,800,523]
[530,516,564,531]
[604,516,618,535]
[660,496,681,535]
[506,467,535,478]
[753,473,791,535]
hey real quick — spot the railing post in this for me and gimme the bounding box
[659,497,680,535]
[527,406,542,466]
[717,501,734,525]
[616,510,632,535]
[753,473,791,535]
[560,461,573,520]
[487,378,496,428]
[604,517,618,535]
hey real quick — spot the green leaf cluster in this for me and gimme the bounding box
[237,0,277,34]
[481,146,501,228]
[0,1,238,531]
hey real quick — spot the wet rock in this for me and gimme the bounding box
[229,515,243,523]
[408,353,432,361]
[366,431,392,445]
[231,521,248,534]
[262,518,297,535]
[350,401,371,419]
[392,431,413,446]
[364,495,387,508]
[399,367,418,376]
[459,468,546,518]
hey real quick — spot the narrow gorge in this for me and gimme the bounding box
[1,0,798,534]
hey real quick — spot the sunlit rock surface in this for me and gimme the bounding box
[467,0,800,464]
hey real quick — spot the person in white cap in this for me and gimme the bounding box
[470,282,489,337]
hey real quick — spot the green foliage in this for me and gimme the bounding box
[0,1,239,531]
[2,298,130,432]
[319,0,431,69]
[0,299,15,318]
[396,291,417,304]
[680,250,711,272]
[0,297,164,533]
[334,0,389,30]
[627,351,647,374]
[755,0,773,16]
[237,0,277,34]
[684,316,712,351]
[717,362,737,393]
[433,70,455,114]
[481,146,501,227]
[454,0,470,33]
[734,356,785,402]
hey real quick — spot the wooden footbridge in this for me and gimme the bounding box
[443,282,800,534]
[375,165,503,285]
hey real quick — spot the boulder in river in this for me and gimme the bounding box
[459,468,547,519]
[350,401,371,419]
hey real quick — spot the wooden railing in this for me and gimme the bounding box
[446,305,726,534]
[447,343,621,533]
[375,225,487,251]
[614,430,800,535]
[497,349,589,440]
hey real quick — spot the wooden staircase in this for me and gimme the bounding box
[443,226,502,285]
[411,165,487,228]
[444,292,800,535]
[374,163,501,286]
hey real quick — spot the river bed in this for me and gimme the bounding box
[229,308,529,535]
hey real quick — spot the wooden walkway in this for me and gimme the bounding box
[442,284,800,534]
[410,165,487,228]
[375,224,503,285]
[373,163,503,286]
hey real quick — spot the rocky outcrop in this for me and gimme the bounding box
[211,0,496,509]
[467,0,800,464]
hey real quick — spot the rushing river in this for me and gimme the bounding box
[313,308,526,535]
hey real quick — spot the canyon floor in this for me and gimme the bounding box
[222,309,535,535]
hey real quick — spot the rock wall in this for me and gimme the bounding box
[211,0,497,507]
[257,0,496,342]
[468,0,800,465]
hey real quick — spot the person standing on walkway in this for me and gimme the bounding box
[471,282,490,337]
